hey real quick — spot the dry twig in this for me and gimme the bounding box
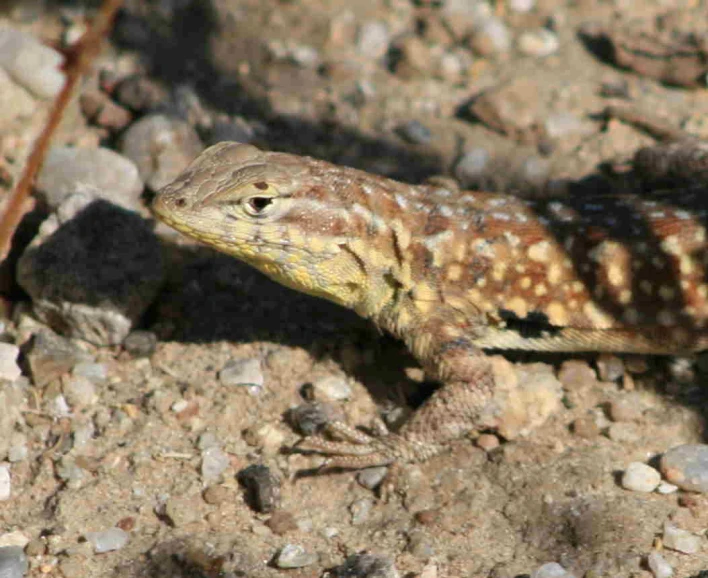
[0,0,123,260]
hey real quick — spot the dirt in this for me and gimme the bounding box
[1,0,708,577]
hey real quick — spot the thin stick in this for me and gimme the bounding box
[0,0,123,260]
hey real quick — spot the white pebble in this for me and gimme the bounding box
[663,523,703,554]
[0,465,11,501]
[0,532,28,548]
[530,562,577,578]
[201,446,230,483]
[518,29,560,57]
[219,358,264,393]
[84,527,129,553]
[647,551,673,578]
[621,462,661,492]
[274,544,317,568]
[312,375,352,401]
[656,482,678,494]
[0,344,21,381]
[0,28,65,98]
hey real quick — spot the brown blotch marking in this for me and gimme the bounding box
[254,181,269,190]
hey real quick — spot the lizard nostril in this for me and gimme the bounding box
[175,197,187,208]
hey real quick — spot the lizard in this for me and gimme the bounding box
[152,140,708,469]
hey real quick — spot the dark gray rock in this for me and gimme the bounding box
[17,192,164,346]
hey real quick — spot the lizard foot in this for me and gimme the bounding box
[295,420,439,470]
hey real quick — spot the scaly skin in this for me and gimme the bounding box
[152,141,708,468]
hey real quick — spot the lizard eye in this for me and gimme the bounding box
[243,195,275,217]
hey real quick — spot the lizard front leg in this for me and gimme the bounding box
[296,316,495,470]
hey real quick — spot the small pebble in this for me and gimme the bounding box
[73,362,108,384]
[518,29,560,57]
[647,550,673,578]
[237,464,281,513]
[530,562,577,578]
[660,444,708,492]
[622,462,661,493]
[469,17,511,56]
[24,329,89,387]
[395,120,432,145]
[656,482,678,494]
[265,511,298,535]
[164,496,202,527]
[557,360,597,390]
[311,375,352,401]
[114,75,168,112]
[242,423,285,454]
[202,485,229,505]
[356,20,390,60]
[350,497,373,525]
[357,466,388,490]
[572,415,600,439]
[662,523,703,554]
[201,446,230,483]
[609,397,643,422]
[288,402,332,435]
[219,358,264,392]
[476,433,500,451]
[0,344,21,382]
[596,354,624,382]
[6,438,27,463]
[0,546,27,578]
[454,148,491,186]
[84,527,129,553]
[509,0,535,12]
[63,375,98,407]
[35,146,143,212]
[607,422,640,444]
[543,112,585,140]
[334,553,399,578]
[274,544,317,569]
[120,113,203,191]
[0,28,64,98]
[0,532,28,548]
[123,330,157,358]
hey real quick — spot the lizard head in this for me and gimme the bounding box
[152,141,369,308]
